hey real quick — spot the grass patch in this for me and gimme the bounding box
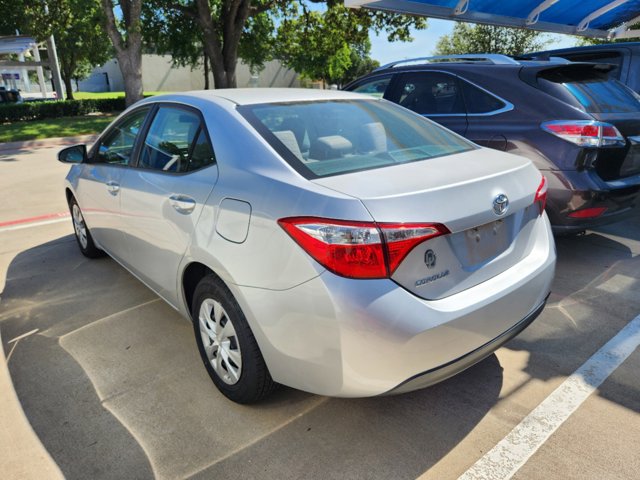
[0,113,117,143]
[74,91,168,99]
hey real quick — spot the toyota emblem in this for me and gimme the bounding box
[493,194,509,216]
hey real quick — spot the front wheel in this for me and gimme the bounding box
[69,197,103,258]
[192,275,275,404]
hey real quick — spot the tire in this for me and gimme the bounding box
[69,197,104,258]
[192,275,275,404]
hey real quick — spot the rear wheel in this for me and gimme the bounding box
[69,197,103,258]
[192,275,275,403]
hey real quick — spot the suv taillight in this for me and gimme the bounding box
[534,175,548,215]
[278,217,450,279]
[541,120,625,147]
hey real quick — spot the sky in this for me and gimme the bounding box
[368,18,581,65]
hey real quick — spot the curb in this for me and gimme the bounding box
[0,330,64,479]
[0,135,98,153]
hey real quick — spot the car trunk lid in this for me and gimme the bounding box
[312,148,544,300]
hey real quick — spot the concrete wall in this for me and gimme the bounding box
[80,54,299,93]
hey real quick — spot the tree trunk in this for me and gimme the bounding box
[116,49,144,107]
[203,47,210,89]
[195,0,251,89]
[63,75,75,100]
[101,0,144,106]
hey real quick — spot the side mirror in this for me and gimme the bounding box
[58,144,87,164]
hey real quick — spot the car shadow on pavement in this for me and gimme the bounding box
[0,235,505,480]
[507,228,640,414]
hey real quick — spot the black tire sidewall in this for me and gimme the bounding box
[69,197,102,258]
[191,275,272,403]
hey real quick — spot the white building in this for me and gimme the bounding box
[80,54,300,93]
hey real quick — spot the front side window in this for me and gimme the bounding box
[239,99,475,179]
[396,72,466,115]
[96,108,149,165]
[350,76,392,98]
[139,107,215,173]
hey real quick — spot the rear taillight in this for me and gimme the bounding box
[568,207,607,219]
[534,175,548,215]
[541,121,625,147]
[278,217,449,279]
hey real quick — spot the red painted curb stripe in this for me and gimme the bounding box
[0,212,69,228]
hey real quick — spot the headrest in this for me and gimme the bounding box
[310,135,353,160]
[274,130,303,160]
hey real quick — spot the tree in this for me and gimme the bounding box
[156,0,425,89]
[55,0,112,100]
[0,0,111,101]
[143,1,275,88]
[435,23,551,56]
[275,5,386,86]
[101,0,144,106]
[341,44,380,86]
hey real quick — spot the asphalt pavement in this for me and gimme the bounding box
[1,142,639,480]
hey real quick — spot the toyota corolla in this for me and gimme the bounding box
[58,89,556,403]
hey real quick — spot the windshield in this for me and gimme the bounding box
[537,66,640,114]
[238,99,475,178]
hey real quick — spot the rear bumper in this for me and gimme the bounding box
[233,215,556,397]
[385,297,547,395]
[545,169,640,232]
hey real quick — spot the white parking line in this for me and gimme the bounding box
[458,314,640,480]
[0,217,69,233]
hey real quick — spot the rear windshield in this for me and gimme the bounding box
[536,66,640,114]
[238,99,474,178]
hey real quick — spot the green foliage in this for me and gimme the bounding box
[275,3,423,85]
[435,23,551,56]
[143,3,203,69]
[239,12,276,74]
[0,98,125,123]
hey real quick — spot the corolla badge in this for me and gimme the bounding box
[493,194,509,216]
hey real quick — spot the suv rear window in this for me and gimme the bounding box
[239,100,474,179]
[536,66,640,114]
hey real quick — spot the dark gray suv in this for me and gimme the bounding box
[345,54,640,233]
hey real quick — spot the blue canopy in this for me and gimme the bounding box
[345,0,640,39]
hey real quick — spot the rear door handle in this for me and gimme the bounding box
[169,194,196,214]
[106,181,120,195]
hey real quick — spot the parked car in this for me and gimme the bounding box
[527,42,640,93]
[0,87,23,104]
[345,54,640,234]
[58,89,555,403]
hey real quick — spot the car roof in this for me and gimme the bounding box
[153,88,367,106]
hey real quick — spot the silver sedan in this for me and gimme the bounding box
[58,89,556,403]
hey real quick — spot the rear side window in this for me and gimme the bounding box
[239,99,475,179]
[139,107,215,173]
[396,72,466,115]
[537,66,640,114]
[459,80,507,114]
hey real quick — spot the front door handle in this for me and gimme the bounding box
[169,194,196,214]
[106,181,120,195]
